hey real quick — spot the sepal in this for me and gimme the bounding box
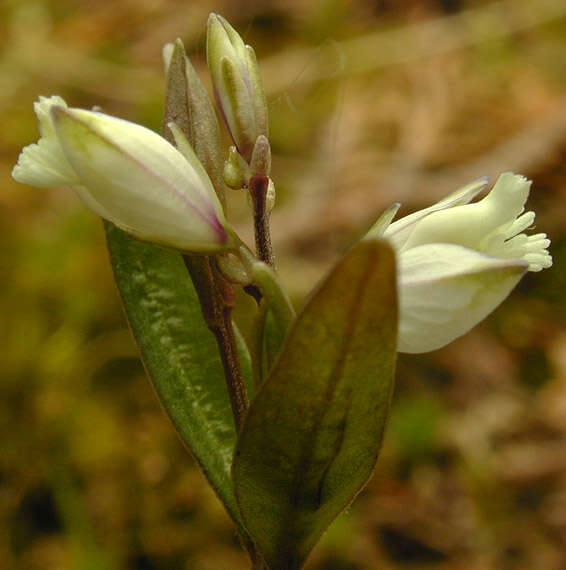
[162,38,226,208]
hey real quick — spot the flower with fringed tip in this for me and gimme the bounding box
[13,96,230,253]
[367,173,552,353]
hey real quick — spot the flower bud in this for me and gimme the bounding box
[207,13,268,163]
[12,96,230,253]
[223,145,249,189]
[368,174,552,353]
[249,134,271,179]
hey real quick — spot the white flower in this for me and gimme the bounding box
[12,96,230,252]
[368,173,552,353]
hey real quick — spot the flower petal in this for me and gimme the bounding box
[384,176,488,250]
[12,96,78,188]
[401,173,530,253]
[398,243,527,353]
[51,106,228,251]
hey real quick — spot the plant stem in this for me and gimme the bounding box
[250,260,295,335]
[183,254,248,431]
[249,175,274,266]
[250,300,268,389]
[214,304,248,430]
[236,243,295,335]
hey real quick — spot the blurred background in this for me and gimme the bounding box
[2,0,566,568]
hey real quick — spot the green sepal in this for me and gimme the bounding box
[244,44,268,137]
[220,55,255,161]
[105,223,252,540]
[233,239,398,569]
[365,202,401,239]
[163,38,226,209]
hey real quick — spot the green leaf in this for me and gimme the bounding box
[105,223,252,539]
[252,304,289,390]
[263,307,285,374]
[233,239,398,570]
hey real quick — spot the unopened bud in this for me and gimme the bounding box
[216,252,252,285]
[223,145,249,189]
[207,13,268,163]
[250,135,271,179]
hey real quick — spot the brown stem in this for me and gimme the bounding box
[249,175,274,266]
[214,305,248,430]
[183,254,248,431]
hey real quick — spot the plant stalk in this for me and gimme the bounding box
[249,175,274,266]
[183,254,248,430]
[214,303,248,430]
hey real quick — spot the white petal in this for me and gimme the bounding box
[503,211,535,239]
[384,176,488,250]
[12,137,78,187]
[400,173,530,252]
[483,172,531,218]
[35,95,68,138]
[12,95,78,188]
[52,106,228,251]
[71,183,122,223]
[398,243,527,353]
[434,175,490,207]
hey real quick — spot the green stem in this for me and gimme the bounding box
[236,244,296,335]
[250,259,295,334]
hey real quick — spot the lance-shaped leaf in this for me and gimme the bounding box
[263,307,286,377]
[105,223,252,540]
[233,239,398,569]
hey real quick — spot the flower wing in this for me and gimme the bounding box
[397,243,527,353]
[383,176,489,249]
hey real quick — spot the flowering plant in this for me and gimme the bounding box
[12,14,551,570]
